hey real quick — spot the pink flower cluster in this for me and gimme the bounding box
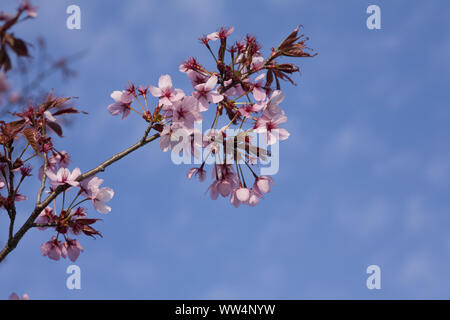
[35,156,114,261]
[106,26,315,207]
[9,292,29,300]
[1,96,114,263]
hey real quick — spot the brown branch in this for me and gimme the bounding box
[36,150,48,205]
[6,144,17,243]
[0,131,160,263]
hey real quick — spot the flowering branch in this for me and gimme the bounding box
[0,130,160,263]
[1,1,316,270]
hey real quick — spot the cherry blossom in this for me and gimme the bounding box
[254,111,290,145]
[207,26,234,41]
[41,236,67,261]
[230,187,251,208]
[80,176,114,214]
[92,187,114,214]
[19,0,38,18]
[149,74,185,106]
[35,206,57,230]
[186,70,208,87]
[252,74,267,101]
[192,76,223,111]
[238,103,263,117]
[187,167,206,182]
[15,194,27,202]
[261,90,285,117]
[107,90,133,119]
[251,55,264,71]
[171,96,202,129]
[160,124,183,152]
[65,238,84,262]
[253,176,274,194]
[179,57,201,73]
[218,79,245,98]
[46,167,81,187]
[248,188,263,206]
[9,293,29,300]
[51,150,70,168]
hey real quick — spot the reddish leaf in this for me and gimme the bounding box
[47,121,63,137]
[22,128,40,154]
[10,37,29,57]
[52,108,81,116]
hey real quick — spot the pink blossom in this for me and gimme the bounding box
[38,154,58,180]
[46,167,81,187]
[107,90,133,119]
[9,293,29,300]
[186,70,208,87]
[35,206,57,230]
[159,124,192,153]
[202,129,224,154]
[252,74,266,101]
[160,124,181,152]
[19,0,38,18]
[51,150,70,168]
[192,76,223,111]
[15,194,27,202]
[207,26,234,41]
[218,79,245,98]
[64,238,84,262]
[92,187,114,214]
[238,103,263,117]
[206,180,220,200]
[80,176,102,198]
[43,110,57,122]
[149,75,185,106]
[137,85,148,96]
[0,72,10,92]
[207,166,239,199]
[251,55,264,71]
[230,187,251,208]
[171,96,202,129]
[41,236,67,261]
[0,177,4,189]
[80,176,114,214]
[262,90,285,117]
[8,92,21,103]
[253,176,274,194]
[216,178,235,197]
[187,167,206,182]
[19,164,33,177]
[248,188,263,206]
[179,57,201,73]
[254,111,290,145]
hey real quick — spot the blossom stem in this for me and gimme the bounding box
[238,163,247,188]
[22,153,37,163]
[17,142,29,160]
[68,198,89,211]
[62,191,66,211]
[135,96,146,113]
[206,45,218,64]
[244,160,258,179]
[67,190,82,211]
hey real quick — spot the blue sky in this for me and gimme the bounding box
[1,0,450,299]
